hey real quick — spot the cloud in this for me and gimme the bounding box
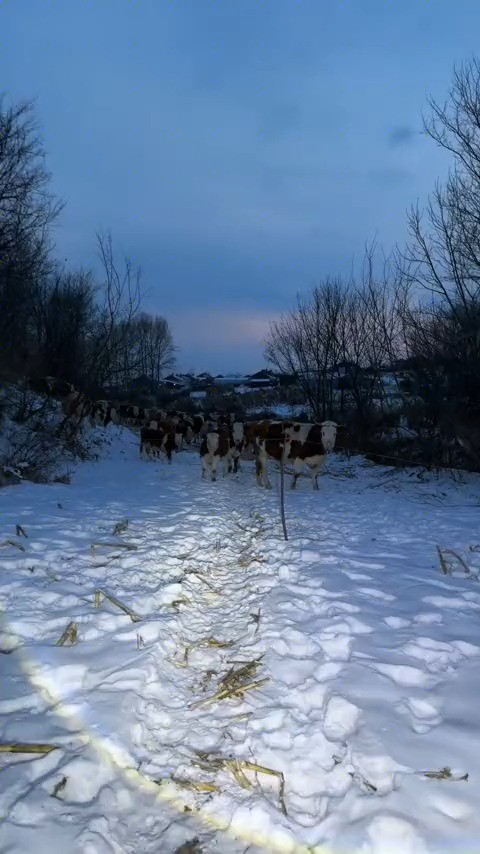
[387,125,416,147]
[368,166,413,187]
[169,307,279,373]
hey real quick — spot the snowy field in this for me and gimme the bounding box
[1,425,480,853]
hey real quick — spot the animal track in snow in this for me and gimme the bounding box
[342,570,373,581]
[401,636,480,673]
[423,595,480,610]
[364,814,429,854]
[384,616,411,629]
[358,587,396,601]
[323,694,361,740]
[319,633,353,662]
[414,611,443,624]
[400,696,443,733]
[372,662,436,688]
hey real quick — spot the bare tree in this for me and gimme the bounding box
[265,278,346,420]
[34,269,95,385]
[0,97,62,372]
[85,232,142,390]
[399,58,480,412]
[128,313,175,384]
[266,248,401,422]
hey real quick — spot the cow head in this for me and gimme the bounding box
[321,420,338,452]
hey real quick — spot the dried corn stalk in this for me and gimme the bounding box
[94,588,141,622]
[0,743,59,754]
[56,621,78,646]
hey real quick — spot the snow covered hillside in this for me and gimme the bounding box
[1,425,480,853]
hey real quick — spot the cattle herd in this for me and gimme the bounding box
[26,376,340,490]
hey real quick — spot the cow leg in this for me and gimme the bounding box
[291,457,304,489]
[211,454,218,482]
[201,456,208,479]
[263,460,272,489]
[256,449,271,488]
[306,455,325,490]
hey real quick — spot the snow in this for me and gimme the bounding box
[1,424,480,852]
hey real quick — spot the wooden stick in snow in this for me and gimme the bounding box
[279,454,288,541]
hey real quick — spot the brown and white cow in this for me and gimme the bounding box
[200,428,233,481]
[247,419,338,490]
[91,400,120,428]
[229,421,246,473]
[286,420,337,489]
[140,426,176,462]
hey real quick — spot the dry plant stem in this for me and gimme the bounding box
[1,539,25,551]
[442,548,471,574]
[94,588,141,622]
[0,743,59,754]
[189,677,269,709]
[112,519,129,535]
[437,546,450,574]
[56,621,78,646]
[170,777,219,793]
[91,542,137,552]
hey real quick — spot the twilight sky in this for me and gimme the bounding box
[1,0,479,373]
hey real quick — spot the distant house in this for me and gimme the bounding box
[192,372,215,389]
[163,373,191,390]
[246,369,279,389]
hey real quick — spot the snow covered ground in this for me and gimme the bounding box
[1,425,480,853]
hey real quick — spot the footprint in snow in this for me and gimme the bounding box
[414,611,443,625]
[400,695,443,734]
[423,594,480,610]
[319,633,353,662]
[342,570,373,581]
[384,616,411,629]
[364,814,429,854]
[323,694,361,740]
[401,636,480,674]
[358,587,396,602]
[372,662,437,688]
[429,792,472,821]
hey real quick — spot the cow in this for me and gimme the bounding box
[191,413,207,442]
[229,421,246,473]
[245,420,292,489]
[247,419,338,490]
[117,403,145,426]
[140,426,176,462]
[286,420,338,489]
[91,400,119,428]
[152,415,193,449]
[147,409,168,428]
[200,428,232,481]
